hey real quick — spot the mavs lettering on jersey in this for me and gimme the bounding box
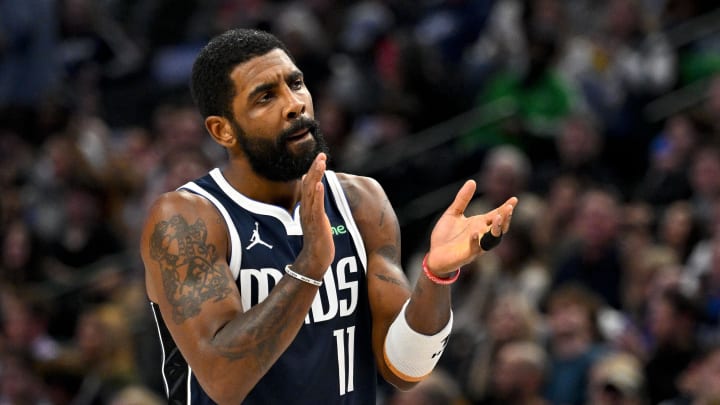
[150,169,377,405]
[239,255,359,324]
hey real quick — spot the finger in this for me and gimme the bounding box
[309,153,327,180]
[303,154,326,199]
[312,182,326,220]
[491,214,503,236]
[445,180,476,216]
[500,200,516,234]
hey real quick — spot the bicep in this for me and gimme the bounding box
[141,193,243,362]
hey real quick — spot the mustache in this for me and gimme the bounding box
[278,117,320,143]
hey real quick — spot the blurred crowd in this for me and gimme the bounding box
[1,0,720,404]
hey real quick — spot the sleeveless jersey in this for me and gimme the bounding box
[149,168,377,405]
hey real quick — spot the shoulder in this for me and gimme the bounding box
[145,189,222,220]
[334,172,387,211]
[333,172,401,249]
[141,189,229,244]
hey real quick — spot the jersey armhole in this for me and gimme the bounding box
[324,171,368,273]
[178,182,243,280]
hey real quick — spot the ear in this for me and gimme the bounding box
[205,116,236,148]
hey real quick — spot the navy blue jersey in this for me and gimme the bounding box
[150,168,377,404]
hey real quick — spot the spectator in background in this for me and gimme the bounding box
[0,290,59,365]
[691,233,720,339]
[475,339,549,405]
[644,288,702,404]
[656,200,703,264]
[542,283,608,405]
[0,350,52,405]
[385,369,468,405]
[139,102,223,206]
[620,245,679,326]
[45,179,124,272]
[530,112,615,195]
[56,0,144,124]
[467,144,542,226]
[658,342,720,405]
[559,0,676,139]
[616,200,659,284]
[531,174,582,266]
[551,186,625,309]
[0,220,47,286]
[0,0,60,143]
[460,0,576,151]
[633,114,698,207]
[692,74,720,135]
[442,291,543,402]
[108,385,164,405]
[683,198,720,299]
[24,134,96,243]
[50,303,139,405]
[586,351,646,405]
[688,144,720,228]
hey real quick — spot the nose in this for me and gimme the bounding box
[283,91,306,121]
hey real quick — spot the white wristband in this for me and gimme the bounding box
[284,265,322,287]
[383,300,453,382]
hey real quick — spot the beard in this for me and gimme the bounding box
[231,116,330,182]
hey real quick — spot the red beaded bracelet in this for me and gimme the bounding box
[422,253,460,285]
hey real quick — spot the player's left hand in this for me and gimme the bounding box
[425,180,517,277]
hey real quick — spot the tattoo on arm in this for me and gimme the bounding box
[149,215,233,324]
[212,288,290,367]
[374,244,410,289]
[343,183,360,210]
[374,272,407,288]
[378,244,400,263]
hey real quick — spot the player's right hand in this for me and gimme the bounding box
[296,152,335,281]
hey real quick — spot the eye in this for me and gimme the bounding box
[257,92,274,104]
[290,78,304,90]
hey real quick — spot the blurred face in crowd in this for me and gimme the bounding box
[574,190,620,250]
[558,118,600,167]
[2,221,32,271]
[690,149,720,198]
[225,49,328,181]
[491,342,545,399]
[547,301,592,344]
[658,201,693,248]
[487,294,534,343]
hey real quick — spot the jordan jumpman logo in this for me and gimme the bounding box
[246,222,273,250]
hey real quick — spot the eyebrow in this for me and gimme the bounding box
[247,70,304,102]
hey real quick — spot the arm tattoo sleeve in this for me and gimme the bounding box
[149,215,233,324]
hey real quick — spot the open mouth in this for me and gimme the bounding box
[286,128,311,142]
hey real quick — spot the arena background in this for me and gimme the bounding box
[1,0,720,404]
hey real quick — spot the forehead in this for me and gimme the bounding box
[229,48,298,95]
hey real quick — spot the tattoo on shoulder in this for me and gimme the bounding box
[149,215,232,324]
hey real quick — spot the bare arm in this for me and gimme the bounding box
[141,154,334,404]
[339,175,516,390]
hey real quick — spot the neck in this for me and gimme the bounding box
[222,160,303,213]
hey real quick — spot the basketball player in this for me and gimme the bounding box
[140,28,517,404]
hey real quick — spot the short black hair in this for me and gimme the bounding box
[190,28,293,118]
